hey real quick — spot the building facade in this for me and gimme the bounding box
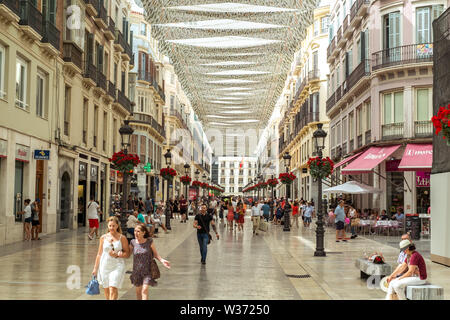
[278,1,331,202]
[326,0,447,216]
[218,157,257,196]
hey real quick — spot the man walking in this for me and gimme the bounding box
[193,204,219,265]
[179,195,188,223]
[87,196,101,240]
[334,200,346,242]
[303,202,315,228]
[251,201,262,235]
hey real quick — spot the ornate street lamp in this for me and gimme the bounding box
[163,149,172,230]
[195,168,200,215]
[283,152,292,232]
[184,162,190,199]
[202,173,207,200]
[118,120,134,232]
[313,123,327,257]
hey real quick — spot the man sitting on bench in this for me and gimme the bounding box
[386,241,427,300]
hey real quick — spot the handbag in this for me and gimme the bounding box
[85,276,100,295]
[149,240,161,280]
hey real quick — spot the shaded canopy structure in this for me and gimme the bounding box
[323,181,383,195]
[142,0,319,136]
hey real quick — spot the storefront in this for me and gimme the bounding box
[14,144,30,222]
[78,162,87,227]
[386,160,404,217]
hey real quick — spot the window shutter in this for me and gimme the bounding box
[98,45,104,74]
[87,33,94,65]
[345,52,349,78]
[360,31,365,64]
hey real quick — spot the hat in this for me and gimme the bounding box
[380,276,390,293]
[399,239,411,251]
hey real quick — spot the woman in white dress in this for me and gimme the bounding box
[92,216,130,300]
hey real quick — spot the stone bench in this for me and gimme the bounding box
[355,258,393,279]
[406,284,444,300]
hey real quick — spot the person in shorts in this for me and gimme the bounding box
[31,199,41,240]
[303,202,314,228]
[87,196,101,240]
[334,200,346,242]
[179,195,188,223]
[18,199,32,241]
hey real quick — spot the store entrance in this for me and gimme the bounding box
[78,180,87,227]
[35,160,44,232]
[387,171,405,217]
[60,172,71,229]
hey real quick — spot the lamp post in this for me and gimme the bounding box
[163,149,172,230]
[202,173,207,202]
[271,174,275,220]
[184,163,190,200]
[313,123,327,257]
[118,120,134,233]
[195,169,200,215]
[283,152,292,232]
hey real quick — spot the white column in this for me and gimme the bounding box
[403,171,415,214]
[404,86,413,138]
[431,172,450,266]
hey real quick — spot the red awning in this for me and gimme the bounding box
[342,145,401,175]
[398,144,432,171]
[334,152,362,169]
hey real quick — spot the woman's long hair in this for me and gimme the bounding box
[135,223,150,239]
[107,216,122,234]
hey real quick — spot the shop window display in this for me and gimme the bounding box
[386,171,404,218]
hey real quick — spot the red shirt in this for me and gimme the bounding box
[408,251,427,280]
[292,206,299,216]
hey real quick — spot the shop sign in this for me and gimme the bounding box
[16,144,30,162]
[110,169,116,182]
[34,150,50,160]
[416,171,430,187]
[91,165,98,182]
[0,139,7,157]
[79,162,87,180]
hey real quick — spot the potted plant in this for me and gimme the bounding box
[160,168,177,181]
[431,103,450,145]
[180,175,191,185]
[109,150,140,172]
[279,172,297,184]
[307,157,334,179]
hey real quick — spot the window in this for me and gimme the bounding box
[314,19,319,36]
[383,12,400,50]
[103,111,107,151]
[94,105,98,147]
[416,88,432,121]
[349,112,354,139]
[170,95,174,111]
[83,99,88,144]
[348,49,353,75]
[15,57,28,110]
[36,70,47,118]
[0,44,5,99]
[113,118,117,153]
[416,5,444,43]
[337,121,341,145]
[140,23,146,36]
[365,101,371,130]
[357,107,363,135]
[343,117,348,141]
[64,85,71,136]
[383,92,403,124]
[321,16,329,34]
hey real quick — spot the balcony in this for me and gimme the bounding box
[63,42,83,71]
[335,83,342,102]
[414,121,433,138]
[138,69,151,83]
[93,3,107,29]
[117,89,132,113]
[336,26,343,47]
[19,0,43,39]
[308,69,320,82]
[365,130,371,144]
[83,60,97,85]
[347,59,370,91]
[133,113,165,138]
[107,81,116,99]
[382,122,404,141]
[350,0,370,27]
[83,0,98,17]
[327,37,336,62]
[372,43,433,71]
[0,0,20,21]
[343,14,351,39]
[326,91,336,113]
[357,134,363,148]
[96,70,107,92]
[41,20,60,50]
[105,17,115,40]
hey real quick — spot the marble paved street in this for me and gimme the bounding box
[0,213,449,300]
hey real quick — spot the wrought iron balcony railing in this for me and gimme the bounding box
[63,42,83,70]
[372,43,433,71]
[117,89,131,113]
[1,0,20,17]
[107,81,116,99]
[414,120,433,138]
[382,122,404,140]
[350,0,370,22]
[19,0,42,36]
[83,60,97,83]
[42,19,60,50]
[96,70,107,91]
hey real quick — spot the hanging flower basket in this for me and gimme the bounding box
[307,157,334,179]
[279,172,297,184]
[180,175,191,185]
[109,150,140,173]
[160,168,177,181]
[192,180,202,188]
[266,178,279,187]
[431,103,450,145]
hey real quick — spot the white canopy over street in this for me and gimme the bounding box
[142,0,319,132]
[323,181,383,195]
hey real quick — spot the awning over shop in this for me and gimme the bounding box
[398,144,432,171]
[341,145,401,175]
[334,152,362,169]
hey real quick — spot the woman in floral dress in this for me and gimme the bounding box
[121,223,170,300]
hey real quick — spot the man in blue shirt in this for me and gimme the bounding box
[262,202,271,222]
[303,202,315,228]
[393,208,405,223]
[334,200,347,242]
